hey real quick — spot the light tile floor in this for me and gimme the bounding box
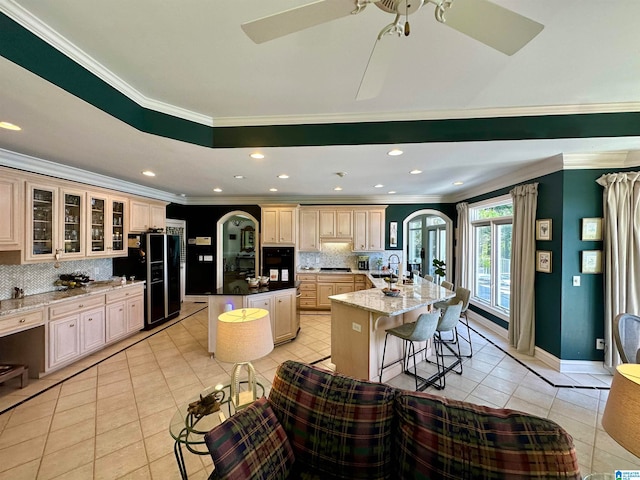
[0,304,638,479]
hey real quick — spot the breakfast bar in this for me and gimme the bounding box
[329,277,455,382]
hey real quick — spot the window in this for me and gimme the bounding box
[470,197,513,319]
[407,215,446,277]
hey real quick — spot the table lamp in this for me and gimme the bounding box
[216,308,273,408]
[601,363,640,458]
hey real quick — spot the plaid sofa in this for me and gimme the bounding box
[204,360,581,480]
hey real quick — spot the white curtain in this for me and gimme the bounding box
[596,172,640,369]
[509,183,538,355]
[455,202,470,288]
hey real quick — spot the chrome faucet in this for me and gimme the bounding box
[388,254,401,276]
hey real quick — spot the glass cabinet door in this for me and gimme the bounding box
[30,186,56,258]
[89,196,106,254]
[62,191,84,256]
[111,199,126,254]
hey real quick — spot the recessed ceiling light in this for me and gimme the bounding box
[250,152,264,159]
[374,184,384,188]
[234,175,245,179]
[388,191,396,194]
[410,169,422,175]
[388,149,403,156]
[213,188,222,192]
[334,187,343,191]
[0,121,21,131]
[269,188,278,192]
[142,170,156,177]
[278,174,289,179]
[453,181,464,186]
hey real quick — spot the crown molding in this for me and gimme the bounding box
[562,152,632,169]
[1,0,213,127]
[0,148,178,203]
[182,194,445,206]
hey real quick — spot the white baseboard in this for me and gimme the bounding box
[468,311,609,375]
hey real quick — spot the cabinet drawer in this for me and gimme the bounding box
[317,274,353,283]
[106,285,144,303]
[300,290,316,299]
[299,298,317,307]
[297,274,317,281]
[49,295,105,320]
[299,283,316,292]
[0,309,44,337]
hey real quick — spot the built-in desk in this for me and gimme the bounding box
[329,277,454,382]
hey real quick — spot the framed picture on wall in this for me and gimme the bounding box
[581,250,602,274]
[536,250,552,273]
[389,222,398,248]
[536,219,552,241]
[581,217,603,241]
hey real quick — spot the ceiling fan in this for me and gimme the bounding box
[241,0,544,100]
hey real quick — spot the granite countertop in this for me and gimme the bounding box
[0,280,146,317]
[329,276,455,316]
[213,281,300,296]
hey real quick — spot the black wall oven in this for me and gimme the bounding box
[262,247,295,286]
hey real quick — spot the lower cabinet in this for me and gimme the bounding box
[106,286,144,343]
[317,274,355,309]
[48,306,105,370]
[246,290,298,345]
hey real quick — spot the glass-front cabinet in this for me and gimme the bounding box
[60,188,85,258]
[25,183,58,261]
[86,192,127,257]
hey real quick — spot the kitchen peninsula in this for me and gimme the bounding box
[207,282,299,356]
[330,277,454,382]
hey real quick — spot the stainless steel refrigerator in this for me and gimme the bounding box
[114,233,180,329]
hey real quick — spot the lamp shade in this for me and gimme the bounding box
[216,308,273,363]
[602,363,640,458]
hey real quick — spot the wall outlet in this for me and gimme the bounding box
[572,276,580,286]
[596,338,605,350]
[352,322,362,333]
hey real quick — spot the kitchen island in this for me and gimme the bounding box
[208,282,300,356]
[329,277,455,382]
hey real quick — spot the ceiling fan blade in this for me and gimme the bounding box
[442,0,544,55]
[241,0,357,44]
[356,35,399,101]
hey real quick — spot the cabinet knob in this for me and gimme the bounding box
[79,304,84,308]
[119,308,123,312]
[19,318,25,323]
[88,318,93,321]
[70,323,75,327]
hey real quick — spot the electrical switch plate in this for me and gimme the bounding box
[352,322,362,333]
[596,338,605,350]
[572,276,580,286]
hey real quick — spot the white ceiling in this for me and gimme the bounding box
[1,0,639,204]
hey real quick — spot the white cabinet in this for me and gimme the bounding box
[233,290,298,345]
[130,199,166,233]
[0,170,23,252]
[319,209,352,238]
[298,209,320,252]
[106,285,144,343]
[353,209,386,251]
[25,182,58,262]
[261,205,297,245]
[86,193,127,257]
[48,296,106,370]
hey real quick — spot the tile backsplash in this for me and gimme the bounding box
[298,244,394,271]
[0,259,113,300]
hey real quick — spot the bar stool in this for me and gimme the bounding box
[433,301,464,389]
[434,287,472,357]
[379,312,441,391]
[423,274,434,282]
[441,280,454,291]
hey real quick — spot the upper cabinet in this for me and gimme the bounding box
[129,199,166,233]
[299,206,386,252]
[261,205,298,245]
[0,171,23,252]
[299,209,320,252]
[319,209,352,239]
[86,192,128,257]
[25,182,58,262]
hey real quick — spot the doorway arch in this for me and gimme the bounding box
[402,209,453,282]
[216,211,260,289]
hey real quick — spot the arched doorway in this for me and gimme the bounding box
[402,209,453,283]
[216,211,259,289]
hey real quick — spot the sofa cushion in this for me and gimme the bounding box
[394,391,581,480]
[204,397,295,480]
[268,360,397,480]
